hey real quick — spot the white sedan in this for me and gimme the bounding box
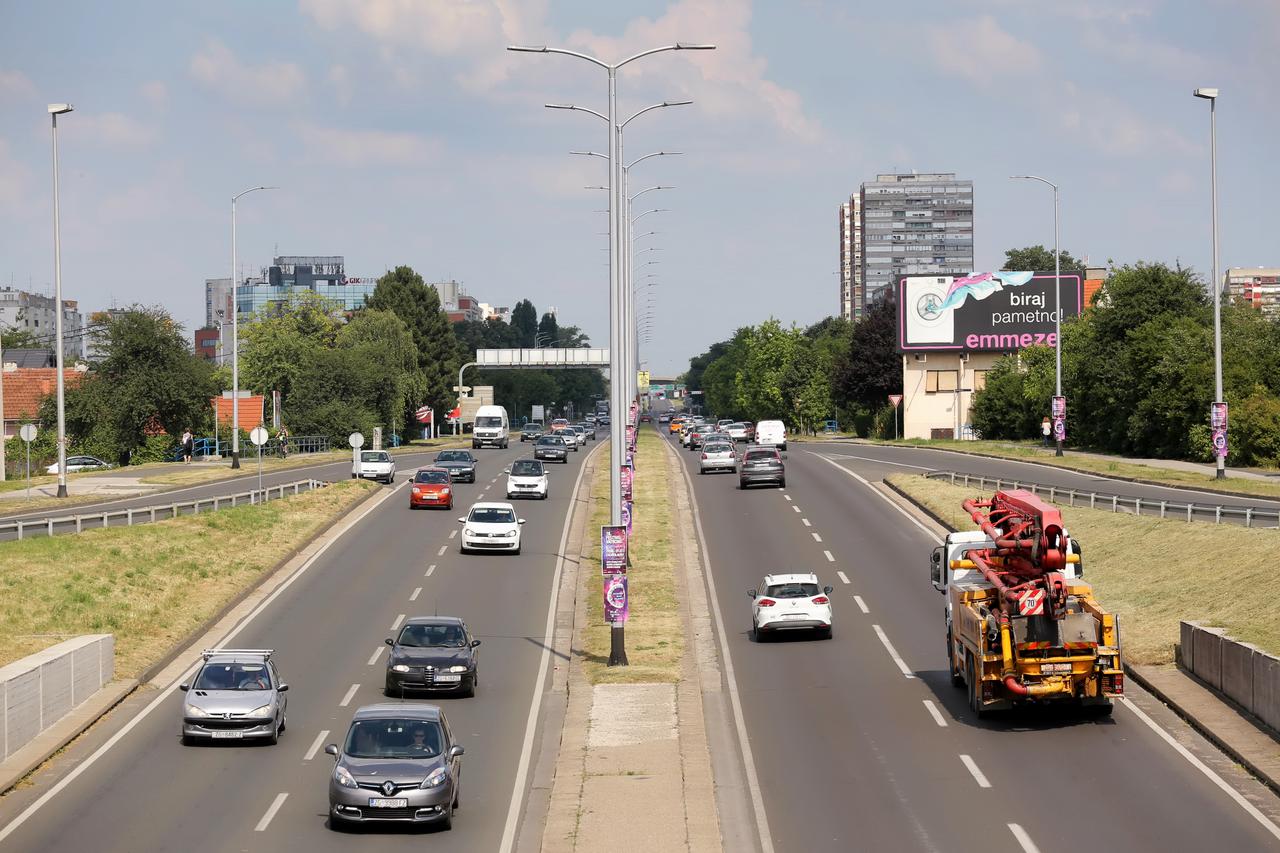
[748,573,834,641]
[458,502,526,555]
[46,455,112,475]
[505,459,549,500]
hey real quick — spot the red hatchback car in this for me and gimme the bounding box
[409,467,454,510]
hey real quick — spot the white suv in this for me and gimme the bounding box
[354,450,396,484]
[748,573,833,640]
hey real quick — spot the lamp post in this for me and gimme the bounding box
[1194,87,1226,479]
[230,185,276,469]
[1011,174,1064,456]
[48,103,73,497]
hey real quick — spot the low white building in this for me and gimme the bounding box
[901,351,1001,440]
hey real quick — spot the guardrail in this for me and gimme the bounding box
[924,470,1280,528]
[0,478,330,541]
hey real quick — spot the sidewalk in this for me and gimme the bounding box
[0,476,162,501]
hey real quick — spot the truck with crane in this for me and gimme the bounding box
[930,489,1123,716]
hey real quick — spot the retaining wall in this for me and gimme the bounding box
[1,634,114,759]
[1180,621,1280,734]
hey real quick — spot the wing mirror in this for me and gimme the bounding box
[748,589,758,599]
[823,585,834,595]
[503,469,511,474]
[385,638,394,646]
[448,744,465,758]
[471,639,482,647]
[930,546,946,592]
[278,683,289,692]
[457,517,467,524]
[324,744,339,757]
[518,519,527,524]
[178,683,189,692]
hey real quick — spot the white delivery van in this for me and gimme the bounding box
[473,405,510,449]
[754,419,787,450]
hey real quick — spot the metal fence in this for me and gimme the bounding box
[195,435,331,460]
[924,470,1280,529]
[0,478,330,541]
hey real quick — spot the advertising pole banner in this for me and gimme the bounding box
[626,424,636,451]
[603,576,629,623]
[620,464,633,501]
[1051,395,1067,443]
[1211,402,1229,459]
[601,525,627,574]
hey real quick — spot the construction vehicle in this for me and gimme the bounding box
[930,489,1123,716]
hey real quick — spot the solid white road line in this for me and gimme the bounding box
[367,646,385,666]
[923,700,948,727]
[1008,823,1041,853]
[802,518,812,527]
[810,454,944,546]
[339,684,359,707]
[872,624,915,678]
[836,571,851,584]
[438,545,448,556]
[304,730,330,761]
[0,475,412,845]
[1120,698,1280,841]
[449,529,458,539]
[410,586,422,601]
[498,441,601,853]
[255,792,289,831]
[391,614,405,631]
[959,754,991,788]
[426,564,436,577]
[819,451,935,471]
[853,595,870,614]
[811,532,822,542]
[823,550,835,562]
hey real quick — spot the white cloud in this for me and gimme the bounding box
[74,112,156,147]
[328,65,353,106]
[1058,82,1197,158]
[294,123,443,167]
[926,15,1041,86]
[189,39,306,104]
[140,81,169,108]
[0,70,36,100]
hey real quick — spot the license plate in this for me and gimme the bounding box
[368,798,408,808]
[1041,663,1072,673]
[435,673,463,683]
[211,730,244,739]
[782,613,808,620]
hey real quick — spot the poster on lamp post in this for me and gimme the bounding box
[603,575,629,623]
[620,463,633,501]
[1211,402,1229,458]
[626,424,637,451]
[601,524,627,575]
[1051,396,1067,443]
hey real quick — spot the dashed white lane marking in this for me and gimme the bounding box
[872,624,914,678]
[410,587,422,602]
[367,646,385,666]
[959,754,991,788]
[802,518,811,527]
[836,571,850,584]
[811,532,822,542]
[491,478,498,484]
[823,550,835,562]
[1008,824,1041,853]
[391,614,405,631]
[923,700,948,727]
[450,529,458,539]
[255,793,289,831]
[853,595,870,614]
[304,730,329,761]
[792,505,801,513]
[426,564,436,577]
[438,545,448,556]
[339,684,360,707]
[783,494,792,501]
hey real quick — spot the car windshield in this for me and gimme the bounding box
[361,452,389,462]
[745,450,778,462]
[523,424,541,432]
[344,719,443,759]
[470,508,516,524]
[704,443,732,453]
[193,662,272,691]
[730,423,745,430]
[511,461,543,476]
[766,582,820,598]
[476,416,503,427]
[415,470,450,484]
[436,451,470,462]
[537,436,563,446]
[397,623,467,648]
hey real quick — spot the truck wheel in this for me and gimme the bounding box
[966,654,988,719]
[947,629,964,687]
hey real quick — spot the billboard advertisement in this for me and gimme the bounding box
[898,271,1082,352]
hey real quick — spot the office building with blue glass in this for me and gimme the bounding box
[234,256,379,319]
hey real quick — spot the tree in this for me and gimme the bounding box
[537,312,560,347]
[970,355,1039,440]
[337,309,419,432]
[239,291,342,407]
[683,340,730,393]
[367,266,459,424]
[833,289,901,410]
[511,300,539,347]
[0,326,42,350]
[1003,245,1085,274]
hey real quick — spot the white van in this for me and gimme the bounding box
[754,419,787,451]
[473,405,510,449]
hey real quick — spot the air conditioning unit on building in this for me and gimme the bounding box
[912,353,927,363]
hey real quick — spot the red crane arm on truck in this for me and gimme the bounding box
[960,489,1070,620]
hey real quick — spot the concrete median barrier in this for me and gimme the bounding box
[1,635,113,761]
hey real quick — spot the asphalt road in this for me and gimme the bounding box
[0,437,595,852]
[669,428,1280,852]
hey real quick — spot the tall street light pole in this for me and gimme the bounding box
[1194,87,1226,479]
[230,185,275,469]
[49,103,73,497]
[1011,174,1064,456]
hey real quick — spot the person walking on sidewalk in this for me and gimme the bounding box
[277,425,289,459]
[1040,417,1052,448]
[181,429,194,464]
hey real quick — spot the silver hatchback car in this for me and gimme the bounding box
[699,441,738,474]
[326,704,465,830]
[179,649,288,745]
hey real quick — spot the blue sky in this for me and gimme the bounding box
[2,1,1277,377]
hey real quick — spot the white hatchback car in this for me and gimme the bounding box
[355,450,396,484]
[458,502,526,555]
[505,458,549,500]
[748,573,834,640]
[698,441,737,474]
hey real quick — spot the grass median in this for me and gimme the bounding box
[580,429,683,684]
[0,478,379,675]
[887,473,1280,665]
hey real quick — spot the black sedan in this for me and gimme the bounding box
[533,434,570,463]
[739,446,786,489]
[434,449,477,482]
[384,616,480,697]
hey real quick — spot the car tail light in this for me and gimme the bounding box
[756,598,776,607]
[700,453,708,460]
[811,596,830,605]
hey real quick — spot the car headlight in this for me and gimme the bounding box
[391,664,411,673]
[503,530,517,538]
[412,487,421,494]
[185,704,212,718]
[334,765,358,789]
[448,665,468,673]
[246,704,273,718]
[464,528,476,536]
[420,767,450,789]
[441,487,450,494]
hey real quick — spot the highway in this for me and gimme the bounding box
[0,438,594,852]
[667,427,1280,852]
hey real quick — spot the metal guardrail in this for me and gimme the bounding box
[924,470,1280,529]
[0,478,330,541]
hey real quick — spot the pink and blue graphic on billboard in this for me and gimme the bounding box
[898,271,1082,352]
[603,576,629,623]
[601,524,627,575]
[1211,402,1228,459]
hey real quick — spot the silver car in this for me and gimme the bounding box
[699,441,738,474]
[326,704,464,830]
[179,649,288,745]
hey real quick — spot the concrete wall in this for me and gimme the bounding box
[1180,621,1280,734]
[0,634,113,760]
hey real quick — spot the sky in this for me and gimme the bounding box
[2,0,1278,377]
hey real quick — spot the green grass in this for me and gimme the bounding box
[581,430,683,684]
[0,479,378,675]
[887,473,1280,665]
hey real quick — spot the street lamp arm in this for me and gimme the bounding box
[509,45,610,70]
[625,151,683,170]
[233,185,277,203]
[617,43,715,69]
[630,185,674,204]
[571,150,609,161]
[546,103,608,123]
[620,101,692,130]
[1010,175,1057,191]
[632,208,670,223]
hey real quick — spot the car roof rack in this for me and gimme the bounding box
[202,648,273,661]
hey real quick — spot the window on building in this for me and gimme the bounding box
[972,370,987,392]
[924,370,959,393]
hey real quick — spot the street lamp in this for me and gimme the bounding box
[1194,87,1226,479]
[1011,174,1064,457]
[48,103,73,497]
[230,185,277,469]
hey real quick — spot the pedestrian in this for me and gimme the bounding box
[1040,417,1052,448]
[181,428,194,463]
[277,425,289,459]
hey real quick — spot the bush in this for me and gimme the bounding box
[1230,386,1280,468]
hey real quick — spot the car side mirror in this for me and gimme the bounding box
[518,519,527,524]
[503,469,511,474]
[930,546,945,592]
[458,517,467,524]
[278,683,289,692]
[178,683,189,692]
[385,638,394,646]
[324,744,339,757]
[471,639,481,647]
[748,589,758,598]
[823,585,834,595]
[448,744,465,758]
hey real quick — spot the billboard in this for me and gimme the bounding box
[898,271,1082,352]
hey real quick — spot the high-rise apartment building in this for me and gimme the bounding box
[0,287,86,360]
[1224,267,1280,320]
[837,194,863,321]
[859,172,974,307]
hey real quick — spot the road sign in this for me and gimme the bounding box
[348,432,364,449]
[18,424,37,443]
[249,426,269,447]
[1016,589,1046,616]
[415,405,432,424]
[888,395,903,409]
